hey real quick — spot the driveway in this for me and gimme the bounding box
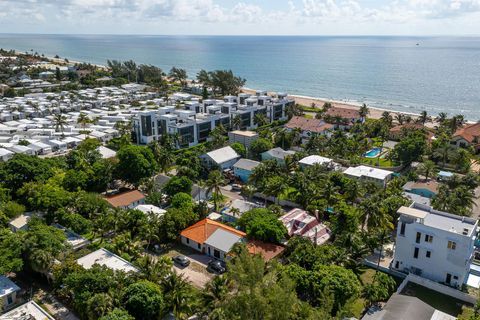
[471,186,480,220]
[151,248,214,289]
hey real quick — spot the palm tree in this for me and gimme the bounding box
[263,176,286,205]
[205,170,226,211]
[433,143,456,168]
[436,112,448,125]
[201,276,230,315]
[77,112,91,131]
[162,272,195,319]
[231,115,242,130]
[417,111,430,126]
[417,160,437,181]
[242,184,256,202]
[450,115,465,133]
[395,113,405,125]
[137,255,172,283]
[53,114,68,134]
[254,112,268,127]
[381,111,392,127]
[29,249,53,274]
[359,103,369,119]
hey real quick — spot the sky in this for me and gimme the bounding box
[0,0,480,35]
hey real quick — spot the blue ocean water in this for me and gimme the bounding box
[1,34,479,119]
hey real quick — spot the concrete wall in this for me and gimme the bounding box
[181,236,203,253]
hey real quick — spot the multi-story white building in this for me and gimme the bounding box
[133,92,293,148]
[392,203,478,288]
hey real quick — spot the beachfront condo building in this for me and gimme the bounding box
[392,202,478,289]
[133,92,293,148]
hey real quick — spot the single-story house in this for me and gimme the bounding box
[76,248,138,273]
[0,301,54,320]
[104,190,145,209]
[299,155,338,170]
[200,146,240,170]
[261,147,296,165]
[134,204,166,217]
[0,276,20,311]
[403,192,431,207]
[180,219,246,261]
[452,122,480,151]
[437,170,454,181]
[233,158,261,182]
[279,209,331,245]
[402,180,439,199]
[221,199,260,222]
[343,165,393,187]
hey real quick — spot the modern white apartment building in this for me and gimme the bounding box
[133,92,293,148]
[392,203,478,288]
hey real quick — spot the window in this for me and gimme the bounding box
[186,238,190,244]
[425,234,433,243]
[454,276,459,280]
[416,232,421,244]
[7,295,12,305]
[214,249,220,259]
[197,243,201,250]
[463,228,469,235]
[426,251,431,258]
[395,261,399,269]
[448,241,457,250]
[400,222,406,236]
[414,247,419,259]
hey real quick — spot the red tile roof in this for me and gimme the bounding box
[180,219,246,244]
[285,116,334,133]
[247,240,285,262]
[104,190,145,208]
[324,106,361,119]
[453,123,480,144]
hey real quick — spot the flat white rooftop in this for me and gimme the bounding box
[344,165,392,180]
[0,301,54,320]
[76,248,138,273]
[400,203,478,236]
[299,155,333,166]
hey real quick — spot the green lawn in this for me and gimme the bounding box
[361,157,397,168]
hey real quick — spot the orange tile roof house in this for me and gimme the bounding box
[180,219,246,261]
[452,123,480,151]
[104,190,145,209]
[285,116,334,137]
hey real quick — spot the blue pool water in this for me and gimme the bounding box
[364,148,382,158]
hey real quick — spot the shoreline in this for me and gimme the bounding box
[242,87,427,123]
[2,49,462,126]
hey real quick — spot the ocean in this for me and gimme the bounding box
[1,34,480,120]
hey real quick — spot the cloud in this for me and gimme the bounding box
[1,0,480,31]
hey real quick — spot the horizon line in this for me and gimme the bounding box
[1,32,480,37]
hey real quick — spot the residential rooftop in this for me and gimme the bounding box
[76,248,138,273]
[0,301,54,320]
[398,203,478,236]
[0,276,20,298]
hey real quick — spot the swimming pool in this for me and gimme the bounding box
[364,147,382,158]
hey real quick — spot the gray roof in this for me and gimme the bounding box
[264,147,296,160]
[233,158,261,171]
[204,228,243,253]
[204,146,240,165]
[361,293,455,320]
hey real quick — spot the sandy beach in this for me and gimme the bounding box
[242,87,424,123]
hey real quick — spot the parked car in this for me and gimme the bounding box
[231,184,242,192]
[207,260,226,274]
[172,255,190,267]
